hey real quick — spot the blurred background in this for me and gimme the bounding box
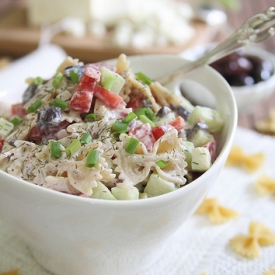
[0,0,275,128]
[0,0,274,63]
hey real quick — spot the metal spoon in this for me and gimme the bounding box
[157,7,275,86]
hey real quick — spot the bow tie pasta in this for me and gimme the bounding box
[230,221,275,258]
[0,54,224,200]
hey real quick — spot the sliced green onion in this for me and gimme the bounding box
[85,113,97,122]
[80,133,92,144]
[122,112,137,124]
[50,141,62,159]
[52,72,63,89]
[10,117,21,126]
[111,131,121,140]
[135,107,155,121]
[52,98,68,110]
[156,160,168,169]
[0,117,14,137]
[65,139,81,156]
[112,121,128,133]
[125,137,139,154]
[70,68,79,84]
[139,114,155,128]
[135,72,152,85]
[28,100,42,113]
[145,108,155,120]
[86,149,100,167]
[33,76,43,86]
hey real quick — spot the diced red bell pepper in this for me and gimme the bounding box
[0,139,4,153]
[69,90,94,113]
[152,124,174,140]
[151,116,185,140]
[203,140,217,163]
[94,85,125,109]
[69,74,95,113]
[169,116,186,131]
[129,123,155,152]
[126,95,144,110]
[11,103,28,118]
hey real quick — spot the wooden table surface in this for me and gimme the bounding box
[0,0,275,132]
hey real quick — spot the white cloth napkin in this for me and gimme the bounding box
[0,126,275,275]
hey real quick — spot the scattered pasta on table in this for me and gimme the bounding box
[255,174,275,195]
[0,269,21,275]
[255,109,275,135]
[226,145,265,172]
[263,268,275,275]
[230,221,275,258]
[196,198,239,223]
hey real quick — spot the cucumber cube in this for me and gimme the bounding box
[139,193,148,199]
[154,111,176,126]
[191,147,211,172]
[182,140,194,169]
[188,129,214,147]
[91,181,116,200]
[111,185,139,200]
[188,106,224,133]
[144,173,177,198]
[100,66,125,94]
[0,118,14,138]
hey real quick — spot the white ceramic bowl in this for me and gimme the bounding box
[0,55,237,275]
[180,44,275,112]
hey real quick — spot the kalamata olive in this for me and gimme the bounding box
[30,120,70,144]
[185,121,208,139]
[22,83,38,103]
[194,121,208,131]
[142,99,152,109]
[170,103,190,120]
[210,51,274,87]
[37,106,62,131]
[156,106,171,117]
[64,65,85,79]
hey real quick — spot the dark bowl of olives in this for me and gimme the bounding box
[180,44,275,112]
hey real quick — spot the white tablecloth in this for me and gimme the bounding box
[1,127,275,275]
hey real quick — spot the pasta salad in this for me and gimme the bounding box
[0,54,224,200]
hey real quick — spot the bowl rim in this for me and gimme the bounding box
[0,54,238,209]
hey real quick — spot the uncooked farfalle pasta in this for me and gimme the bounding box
[256,174,275,195]
[230,221,275,258]
[196,198,239,223]
[0,54,225,200]
[263,268,275,275]
[256,108,275,135]
[226,145,265,172]
[0,270,21,275]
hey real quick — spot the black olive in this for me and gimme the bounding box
[186,121,208,139]
[194,121,208,131]
[170,103,190,120]
[156,106,171,117]
[210,51,274,87]
[38,106,62,131]
[142,99,152,109]
[22,83,38,103]
[64,65,85,79]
